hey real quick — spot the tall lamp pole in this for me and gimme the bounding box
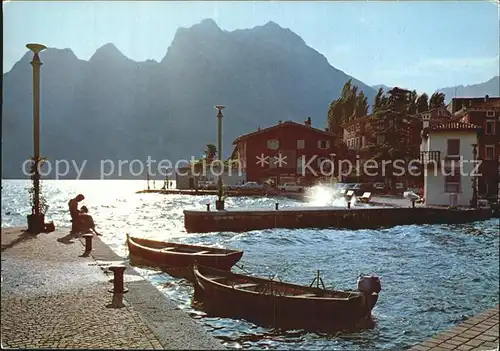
[26,43,46,232]
[471,143,478,208]
[215,105,225,210]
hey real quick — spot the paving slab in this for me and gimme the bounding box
[1,226,224,349]
[409,306,499,351]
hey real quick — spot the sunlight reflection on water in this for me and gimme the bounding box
[2,179,499,350]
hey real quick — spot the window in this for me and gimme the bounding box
[485,145,495,160]
[486,110,495,117]
[444,167,461,193]
[267,139,279,150]
[377,134,385,145]
[317,157,331,171]
[356,123,360,132]
[317,140,330,149]
[297,157,304,174]
[269,156,277,168]
[447,139,460,157]
[297,139,305,149]
[485,120,495,135]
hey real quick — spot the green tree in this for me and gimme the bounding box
[429,92,446,109]
[354,91,369,118]
[416,93,429,113]
[327,99,344,142]
[205,144,217,161]
[373,87,384,112]
[407,90,418,115]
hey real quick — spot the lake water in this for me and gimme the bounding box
[2,179,498,349]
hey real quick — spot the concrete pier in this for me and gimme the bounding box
[183,206,493,233]
[409,305,499,350]
[1,227,224,349]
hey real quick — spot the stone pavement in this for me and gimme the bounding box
[1,227,223,349]
[409,305,499,351]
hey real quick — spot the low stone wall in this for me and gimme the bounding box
[184,207,494,233]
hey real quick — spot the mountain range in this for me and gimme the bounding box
[2,19,498,178]
[371,77,499,103]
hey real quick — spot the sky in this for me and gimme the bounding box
[3,1,500,93]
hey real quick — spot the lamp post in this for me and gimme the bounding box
[470,143,478,208]
[26,43,47,233]
[215,105,225,211]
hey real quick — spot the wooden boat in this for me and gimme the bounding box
[193,264,381,332]
[126,235,243,272]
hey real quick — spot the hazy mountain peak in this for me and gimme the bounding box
[90,43,127,62]
[197,18,221,30]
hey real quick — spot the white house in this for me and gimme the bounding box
[420,119,479,207]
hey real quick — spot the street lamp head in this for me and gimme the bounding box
[214,105,225,112]
[26,43,47,54]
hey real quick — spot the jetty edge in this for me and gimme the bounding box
[183,206,494,233]
[0,226,224,350]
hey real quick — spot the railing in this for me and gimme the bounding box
[420,151,441,164]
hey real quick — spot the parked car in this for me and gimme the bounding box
[278,182,304,193]
[199,181,217,190]
[239,181,265,190]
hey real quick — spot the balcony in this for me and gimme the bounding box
[420,151,441,165]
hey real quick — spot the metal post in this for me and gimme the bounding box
[109,265,128,294]
[83,233,93,253]
[215,105,225,211]
[26,44,46,216]
[275,202,279,210]
[471,144,478,208]
[347,201,351,209]
[206,203,211,211]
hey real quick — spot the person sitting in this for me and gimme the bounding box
[68,194,85,233]
[78,206,101,236]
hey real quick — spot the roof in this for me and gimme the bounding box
[232,121,334,145]
[429,121,479,132]
[412,106,452,118]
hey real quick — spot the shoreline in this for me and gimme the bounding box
[1,226,224,350]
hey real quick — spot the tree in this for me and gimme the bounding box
[407,90,418,115]
[373,87,384,112]
[429,92,446,109]
[205,144,217,161]
[416,93,429,113]
[327,99,344,142]
[354,91,369,118]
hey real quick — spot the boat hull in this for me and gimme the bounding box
[193,265,379,332]
[126,236,243,273]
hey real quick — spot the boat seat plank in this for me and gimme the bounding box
[209,276,226,281]
[233,283,259,289]
[294,293,317,297]
[160,247,176,252]
[194,250,210,255]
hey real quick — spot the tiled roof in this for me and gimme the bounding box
[429,121,479,132]
[232,121,333,145]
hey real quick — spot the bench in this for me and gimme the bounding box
[233,283,259,289]
[358,192,372,203]
[294,293,317,297]
[209,276,226,281]
[194,251,210,255]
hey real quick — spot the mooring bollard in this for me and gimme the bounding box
[83,233,93,253]
[206,203,211,211]
[347,201,351,209]
[412,200,416,208]
[109,265,128,294]
[275,202,279,210]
